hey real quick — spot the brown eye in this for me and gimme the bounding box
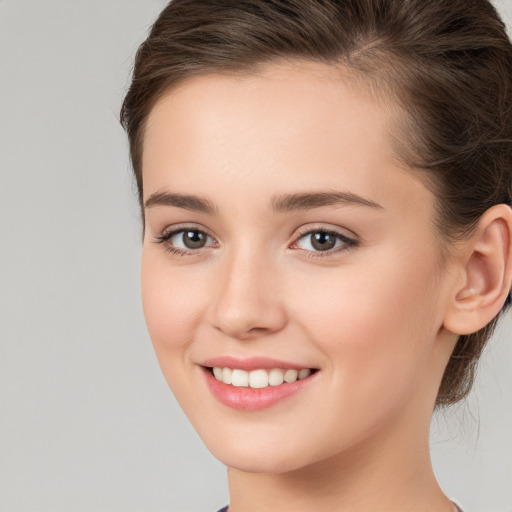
[310,232,336,251]
[155,227,216,254]
[293,228,358,256]
[181,230,208,249]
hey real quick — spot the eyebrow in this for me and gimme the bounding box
[271,191,383,212]
[144,190,218,215]
[144,190,383,214]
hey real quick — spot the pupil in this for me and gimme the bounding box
[184,230,206,249]
[311,232,335,251]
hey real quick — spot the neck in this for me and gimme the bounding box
[226,409,454,512]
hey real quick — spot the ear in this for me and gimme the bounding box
[443,204,512,336]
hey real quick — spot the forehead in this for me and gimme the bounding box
[141,60,429,217]
[143,60,395,147]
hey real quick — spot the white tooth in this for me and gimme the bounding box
[268,368,284,386]
[222,367,233,385]
[298,368,311,380]
[284,369,299,383]
[249,369,269,388]
[213,367,223,381]
[231,369,249,387]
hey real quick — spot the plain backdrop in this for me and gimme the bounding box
[1,1,511,511]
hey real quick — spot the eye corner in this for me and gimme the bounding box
[152,224,218,258]
[290,226,360,258]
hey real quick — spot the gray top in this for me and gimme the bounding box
[217,503,464,511]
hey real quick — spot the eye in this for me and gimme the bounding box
[292,228,358,257]
[154,227,216,255]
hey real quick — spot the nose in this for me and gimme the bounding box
[210,247,287,340]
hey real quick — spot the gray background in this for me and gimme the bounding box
[0,1,511,511]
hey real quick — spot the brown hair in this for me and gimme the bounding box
[120,0,512,406]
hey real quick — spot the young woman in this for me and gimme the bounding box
[120,1,512,510]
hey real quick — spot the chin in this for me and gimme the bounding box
[201,434,310,474]
[217,452,308,475]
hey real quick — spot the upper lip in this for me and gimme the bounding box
[200,356,317,372]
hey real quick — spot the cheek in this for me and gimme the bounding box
[291,248,441,399]
[140,250,207,377]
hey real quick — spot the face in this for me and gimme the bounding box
[141,61,456,474]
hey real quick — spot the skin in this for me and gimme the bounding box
[139,61,511,511]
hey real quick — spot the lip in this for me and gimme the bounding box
[200,363,319,411]
[200,355,315,372]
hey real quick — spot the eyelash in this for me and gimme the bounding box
[154,227,217,258]
[292,227,359,258]
[153,225,359,259]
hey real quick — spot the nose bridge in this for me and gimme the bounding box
[211,242,286,339]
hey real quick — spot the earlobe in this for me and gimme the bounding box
[443,204,512,336]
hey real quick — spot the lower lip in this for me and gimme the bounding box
[202,367,317,411]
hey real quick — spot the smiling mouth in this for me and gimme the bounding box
[206,366,319,388]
